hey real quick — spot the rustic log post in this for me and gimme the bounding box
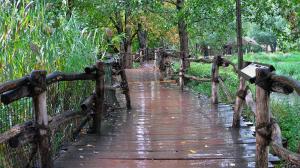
[232,77,246,127]
[120,69,131,109]
[179,53,185,90]
[154,49,158,69]
[139,49,143,65]
[31,70,53,168]
[94,61,105,135]
[211,56,220,104]
[255,68,271,168]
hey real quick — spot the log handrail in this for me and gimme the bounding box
[271,74,300,95]
[0,59,131,168]
[0,76,29,94]
[183,74,210,82]
[46,72,96,85]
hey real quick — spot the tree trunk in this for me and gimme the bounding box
[177,0,189,71]
[122,6,133,69]
[137,23,148,62]
[236,0,243,70]
[124,25,133,68]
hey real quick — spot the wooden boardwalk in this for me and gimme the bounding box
[54,68,276,168]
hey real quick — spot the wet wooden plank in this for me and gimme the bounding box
[54,69,276,168]
[55,159,264,168]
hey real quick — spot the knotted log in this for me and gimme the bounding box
[183,74,210,82]
[46,72,96,85]
[0,76,29,94]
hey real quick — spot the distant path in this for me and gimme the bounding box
[54,67,274,168]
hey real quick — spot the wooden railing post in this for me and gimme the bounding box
[179,53,185,90]
[94,61,105,135]
[120,69,131,109]
[255,68,271,168]
[232,77,246,127]
[31,70,53,168]
[211,56,220,104]
[139,49,143,65]
[154,48,158,69]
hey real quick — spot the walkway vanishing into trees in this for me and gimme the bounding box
[54,67,277,168]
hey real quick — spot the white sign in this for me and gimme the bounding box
[241,63,268,78]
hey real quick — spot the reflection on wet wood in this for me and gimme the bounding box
[54,69,277,168]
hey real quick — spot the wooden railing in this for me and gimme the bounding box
[178,55,300,167]
[0,60,131,168]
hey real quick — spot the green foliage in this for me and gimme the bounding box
[0,0,101,82]
[271,101,300,152]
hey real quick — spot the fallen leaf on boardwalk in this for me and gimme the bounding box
[181,141,186,144]
[80,155,84,159]
[189,150,197,154]
[171,116,175,119]
[86,144,95,147]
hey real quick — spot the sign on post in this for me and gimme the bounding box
[240,63,275,83]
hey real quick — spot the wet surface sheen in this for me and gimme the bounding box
[54,68,269,168]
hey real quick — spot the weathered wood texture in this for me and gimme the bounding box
[49,110,85,131]
[55,69,275,168]
[271,74,300,95]
[232,77,246,128]
[1,85,31,105]
[245,88,256,114]
[183,74,210,82]
[179,65,184,90]
[46,72,96,85]
[32,70,53,168]
[94,61,105,135]
[81,94,95,112]
[120,70,131,109]
[0,76,29,94]
[0,121,34,144]
[255,68,271,168]
[211,56,220,104]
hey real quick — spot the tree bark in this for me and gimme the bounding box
[137,23,148,62]
[177,0,189,71]
[236,0,243,70]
